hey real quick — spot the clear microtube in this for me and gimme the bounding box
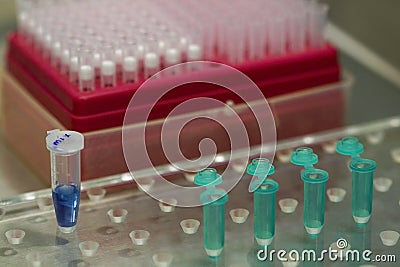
[307,2,329,49]
[101,44,117,87]
[46,129,84,234]
[350,159,376,226]
[78,49,95,91]
[301,168,329,237]
[122,41,138,83]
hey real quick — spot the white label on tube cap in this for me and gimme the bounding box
[101,60,116,76]
[188,44,201,61]
[46,129,84,154]
[144,52,159,68]
[123,56,137,72]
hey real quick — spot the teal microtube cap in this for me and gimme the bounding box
[336,136,364,157]
[194,168,222,186]
[247,158,275,192]
[246,158,275,178]
[290,147,318,167]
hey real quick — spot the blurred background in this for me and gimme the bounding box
[0,0,399,196]
[1,0,400,66]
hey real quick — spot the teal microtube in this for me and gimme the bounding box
[195,168,228,260]
[336,136,377,226]
[290,147,329,237]
[247,158,279,247]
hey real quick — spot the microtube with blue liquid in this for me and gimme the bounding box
[194,168,228,260]
[246,158,279,247]
[46,129,84,233]
[336,136,377,226]
[291,147,329,237]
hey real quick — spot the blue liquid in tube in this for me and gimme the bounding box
[52,184,80,227]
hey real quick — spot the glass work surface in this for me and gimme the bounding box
[0,116,399,266]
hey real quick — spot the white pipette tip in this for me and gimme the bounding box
[165,48,180,64]
[123,56,137,71]
[187,44,201,61]
[79,65,94,81]
[101,60,116,76]
[144,52,159,68]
